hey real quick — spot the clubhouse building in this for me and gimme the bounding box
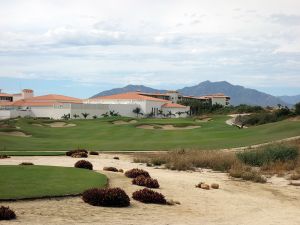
[0,89,230,120]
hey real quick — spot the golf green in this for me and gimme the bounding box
[0,165,107,200]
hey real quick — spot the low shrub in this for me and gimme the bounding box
[118,169,124,173]
[113,156,120,160]
[66,149,88,156]
[132,176,160,188]
[0,155,10,159]
[89,151,99,155]
[229,163,266,183]
[74,160,93,170]
[125,168,150,178]
[103,167,118,172]
[19,162,34,165]
[237,145,299,166]
[132,188,166,204]
[71,152,88,158]
[0,206,16,220]
[82,188,130,207]
[290,173,300,180]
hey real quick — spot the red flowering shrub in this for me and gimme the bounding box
[132,188,166,204]
[66,149,88,157]
[0,206,16,220]
[125,168,150,178]
[132,176,159,188]
[103,167,118,172]
[82,188,130,207]
[74,160,93,170]
[89,151,99,155]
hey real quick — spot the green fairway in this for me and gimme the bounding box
[0,116,299,151]
[0,165,107,200]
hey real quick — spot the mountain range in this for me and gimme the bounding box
[91,81,299,107]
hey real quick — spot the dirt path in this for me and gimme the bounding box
[0,154,300,225]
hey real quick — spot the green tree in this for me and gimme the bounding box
[133,107,142,117]
[295,102,300,115]
[81,113,89,119]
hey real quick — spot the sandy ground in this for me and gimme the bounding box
[137,125,200,130]
[113,120,137,125]
[0,154,300,225]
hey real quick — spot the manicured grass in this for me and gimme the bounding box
[0,116,299,151]
[0,151,66,156]
[0,165,107,200]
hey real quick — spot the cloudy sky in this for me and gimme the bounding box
[0,0,300,98]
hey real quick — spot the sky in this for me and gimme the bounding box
[0,0,300,98]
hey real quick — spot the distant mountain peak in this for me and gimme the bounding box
[91,81,290,107]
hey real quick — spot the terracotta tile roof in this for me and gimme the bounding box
[93,92,168,102]
[31,94,82,102]
[162,102,187,108]
[0,93,13,97]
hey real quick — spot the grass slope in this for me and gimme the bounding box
[0,117,299,151]
[0,165,107,200]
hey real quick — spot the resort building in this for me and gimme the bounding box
[0,88,230,120]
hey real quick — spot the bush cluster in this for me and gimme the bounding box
[132,176,160,188]
[19,162,34,165]
[0,155,10,159]
[66,149,88,157]
[103,167,118,172]
[125,168,150,178]
[132,188,166,204]
[229,164,266,183]
[82,188,130,207]
[237,145,299,166]
[74,160,93,170]
[89,151,99,155]
[0,206,16,220]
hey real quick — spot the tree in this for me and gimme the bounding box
[133,107,142,117]
[73,114,79,119]
[82,113,89,119]
[167,111,175,118]
[176,111,185,117]
[61,113,70,120]
[295,102,300,115]
[158,110,164,118]
[101,112,109,118]
[92,115,97,119]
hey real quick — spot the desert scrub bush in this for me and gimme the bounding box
[82,188,130,207]
[19,162,34,165]
[0,206,16,220]
[229,163,266,183]
[71,152,88,158]
[132,176,160,188]
[237,145,299,166]
[103,167,118,172]
[0,155,10,159]
[89,151,99,155]
[125,168,150,178]
[74,160,93,170]
[290,173,300,180]
[66,149,88,157]
[132,188,166,204]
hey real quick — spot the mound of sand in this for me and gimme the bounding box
[113,120,137,125]
[0,131,31,137]
[137,124,200,130]
[48,122,76,128]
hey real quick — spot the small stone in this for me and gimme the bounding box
[211,183,219,189]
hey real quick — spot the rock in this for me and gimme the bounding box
[211,183,219,189]
[166,199,181,205]
[118,169,124,173]
[113,156,120,160]
[200,183,210,190]
[195,182,204,188]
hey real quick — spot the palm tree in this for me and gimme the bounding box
[158,110,164,118]
[92,115,97,119]
[133,107,142,117]
[82,112,89,119]
[61,113,70,120]
[176,111,184,117]
[73,114,79,119]
[167,111,175,118]
[101,112,109,118]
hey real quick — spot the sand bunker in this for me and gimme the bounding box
[0,131,31,137]
[137,124,200,130]
[48,122,76,128]
[195,117,212,122]
[113,120,137,125]
[32,124,43,127]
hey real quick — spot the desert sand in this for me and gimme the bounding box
[0,154,300,225]
[0,131,31,137]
